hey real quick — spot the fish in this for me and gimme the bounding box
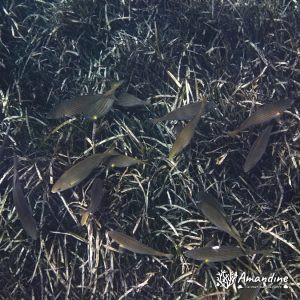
[103,153,145,168]
[51,149,117,193]
[46,95,103,119]
[198,192,244,249]
[84,81,124,120]
[168,98,207,160]
[0,124,11,160]
[243,124,273,172]
[152,101,215,123]
[47,80,124,119]
[12,155,37,240]
[227,98,295,137]
[115,93,151,107]
[108,230,173,259]
[184,246,272,262]
[80,178,104,226]
[239,281,262,300]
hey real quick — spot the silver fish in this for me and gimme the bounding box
[81,178,104,226]
[13,155,37,239]
[153,101,215,123]
[52,149,117,193]
[108,230,173,259]
[227,99,295,136]
[244,124,273,172]
[0,124,10,160]
[198,192,244,249]
[168,98,207,159]
[104,153,145,168]
[184,246,272,262]
[47,80,124,119]
[47,95,102,119]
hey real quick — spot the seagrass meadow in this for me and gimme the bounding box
[0,0,300,299]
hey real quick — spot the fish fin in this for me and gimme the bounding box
[83,97,114,119]
[104,80,124,96]
[105,147,119,155]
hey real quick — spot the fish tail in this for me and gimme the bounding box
[80,210,89,226]
[46,112,54,119]
[150,118,159,124]
[164,253,174,259]
[168,151,175,160]
[226,129,239,137]
[230,227,245,250]
[243,164,251,173]
[140,160,149,166]
[236,239,246,251]
[104,80,124,96]
[256,249,273,256]
[104,146,118,156]
[51,185,58,193]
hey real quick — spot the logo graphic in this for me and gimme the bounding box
[215,270,289,290]
[216,270,238,289]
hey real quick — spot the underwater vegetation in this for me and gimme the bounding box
[1,0,299,299]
